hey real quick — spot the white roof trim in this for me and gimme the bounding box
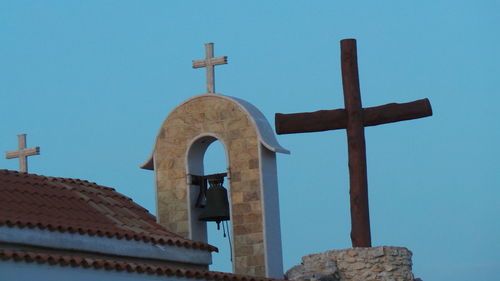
[0,226,211,265]
[141,94,290,170]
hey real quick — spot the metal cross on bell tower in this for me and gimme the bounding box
[192,43,228,94]
[6,134,40,173]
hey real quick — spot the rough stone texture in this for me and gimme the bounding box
[154,95,266,277]
[285,246,418,281]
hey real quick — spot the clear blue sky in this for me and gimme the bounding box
[1,1,499,280]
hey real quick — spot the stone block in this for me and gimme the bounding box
[203,108,219,121]
[232,214,244,225]
[370,246,385,258]
[227,129,241,139]
[254,266,266,277]
[247,254,265,266]
[246,223,263,233]
[168,117,187,127]
[249,158,259,169]
[237,245,253,256]
[229,139,246,151]
[243,191,260,201]
[351,262,366,270]
[174,188,186,200]
[233,225,248,235]
[231,160,249,170]
[244,213,261,224]
[232,203,251,215]
[252,244,265,255]
[231,191,244,204]
[219,107,237,120]
[250,201,262,212]
[343,257,356,263]
[286,246,415,281]
[244,233,264,244]
[203,121,225,132]
[167,168,186,180]
[234,255,248,265]
[176,221,189,236]
[233,235,247,246]
[171,211,188,221]
[227,118,249,131]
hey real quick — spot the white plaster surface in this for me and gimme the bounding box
[0,226,211,265]
[0,260,203,281]
[259,145,284,278]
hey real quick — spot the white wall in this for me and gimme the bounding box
[259,145,284,278]
[0,226,211,266]
[0,260,203,281]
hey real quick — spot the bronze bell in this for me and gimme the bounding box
[199,178,230,228]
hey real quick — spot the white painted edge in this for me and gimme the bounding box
[0,226,211,266]
[257,143,270,277]
[1,260,205,281]
[141,93,290,171]
[258,144,284,278]
[154,155,160,222]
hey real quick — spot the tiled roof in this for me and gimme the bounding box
[0,249,283,281]
[0,169,216,252]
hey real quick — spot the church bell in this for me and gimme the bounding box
[199,178,230,228]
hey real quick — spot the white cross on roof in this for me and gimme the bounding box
[192,43,228,94]
[5,134,40,173]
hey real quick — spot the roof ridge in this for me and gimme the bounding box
[0,169,105,189]
[47,176,111,190]
[0,171,138,208]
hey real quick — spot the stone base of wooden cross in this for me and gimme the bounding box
[285,246,422,281]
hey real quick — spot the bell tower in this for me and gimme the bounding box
[142,94,289,278]
[142,39,288,280]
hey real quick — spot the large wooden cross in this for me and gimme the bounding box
[192,43,228,94]
[6,134,40,173]
[275,39,433,247]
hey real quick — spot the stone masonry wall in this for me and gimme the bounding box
[154,95,266,276]
[286,246,419,281]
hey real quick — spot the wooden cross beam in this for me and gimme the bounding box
[275,39,433,248]
[192,43,228,94]
[6,134,40,173]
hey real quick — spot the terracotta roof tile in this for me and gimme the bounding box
[0,249,284,281]
[0,169,216,252]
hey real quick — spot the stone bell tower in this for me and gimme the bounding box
[141,43,289,278]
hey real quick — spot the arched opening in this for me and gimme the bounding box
[204,140,232,272]
[186,135,232,272]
